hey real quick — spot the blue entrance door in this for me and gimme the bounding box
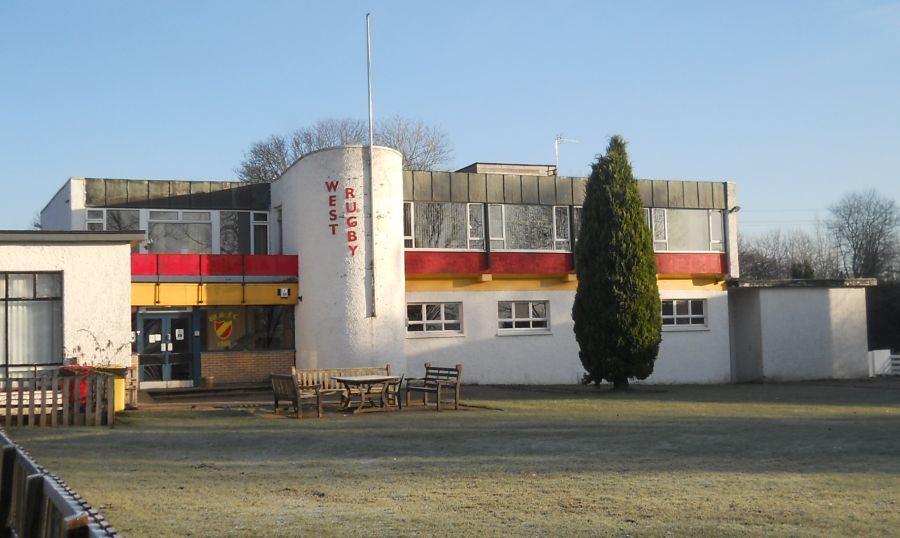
[137,314,196,388]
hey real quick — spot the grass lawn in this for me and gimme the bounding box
[9,381,900,537]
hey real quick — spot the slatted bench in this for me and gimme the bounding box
[293,365,393,407]
[269,371,322,419]
[405,363,463,411]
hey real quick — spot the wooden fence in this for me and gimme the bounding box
[0,430,121,537]
[0,373,115,428]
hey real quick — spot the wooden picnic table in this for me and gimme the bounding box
[331,375,400,414]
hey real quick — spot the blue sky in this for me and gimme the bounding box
[1,0,898,234]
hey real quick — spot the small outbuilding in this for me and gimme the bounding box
[728,278,876,382]
[0,231,142,373]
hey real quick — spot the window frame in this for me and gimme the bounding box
[488,203,506,249]
[552,205,571,251]
[661,298,708,331]
[466,203,485,250]
[406,302,464,337]
[497,299,551,335]
[403,202,414,248]
[0,272,64,370]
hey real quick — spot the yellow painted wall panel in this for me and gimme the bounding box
[203,284,244,305]
[244,283,299,305]
[131,283,300,306]
[131,283,157,306]
[405,276,725,292]
[157,283,201,306]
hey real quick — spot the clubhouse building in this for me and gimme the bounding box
[0,145,871,388]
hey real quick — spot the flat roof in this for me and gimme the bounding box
[0,231,146,244]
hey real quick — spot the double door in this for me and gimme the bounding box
[137,314,196,388]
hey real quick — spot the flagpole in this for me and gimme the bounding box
[366,13,377,318]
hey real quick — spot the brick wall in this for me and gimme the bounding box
[200,350,294,385]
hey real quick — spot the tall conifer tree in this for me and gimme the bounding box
[572,135,661,389]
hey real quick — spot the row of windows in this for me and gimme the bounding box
[86,208,271,255]
[403,202,579,251]
[87,204,723,255]
[407,299,708,335]
[403,202,725,253]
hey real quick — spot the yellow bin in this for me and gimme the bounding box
[95,367,127,412]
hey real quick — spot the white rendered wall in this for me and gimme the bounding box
[826,288,869,379]
[40,178,84,230]
[758,289,833,380]
[0,243,133,366]
[729,290,763,382]
[271,145,406,373]
[752,287,870,381]
[651,289,732,383]
[404,290,583,384]
[405,288,731,384]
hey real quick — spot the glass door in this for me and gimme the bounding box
[138,314,195,389]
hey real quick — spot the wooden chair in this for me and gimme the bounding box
[385,374,404,410]
[270,371,322,419]
[405,364,462,411]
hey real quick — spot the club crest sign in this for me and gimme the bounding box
[209,311,239,349]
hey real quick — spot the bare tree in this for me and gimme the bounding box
[739,224,842,280]
[828,190,900,280]
[236,116,453,183]
[376,115,453,171]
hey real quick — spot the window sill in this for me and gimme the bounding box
[496,330,553,337]
[662,325,709,332]
[406,332,465,339]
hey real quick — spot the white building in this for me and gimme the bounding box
[31,145,874,386]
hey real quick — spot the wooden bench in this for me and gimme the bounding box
[293,365,392,407]
[269,371,322,419]
[405,363,463,411]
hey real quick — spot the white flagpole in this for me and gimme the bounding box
[366,13,377,318]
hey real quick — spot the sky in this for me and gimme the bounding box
[1,0,899,235]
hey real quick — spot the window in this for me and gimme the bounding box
[248,306,293,349]
[406,302,462,334]
[646,209,724,252]
[553,206,570,251]
[412,202,468,249]
[203,306,294,351]
[403,202,414,248]
[148,210,212,254]
[502,204,554,250]
[467,203,485,250]
[252,212,269,255]
[488,204,505,249]
[220,211,251,254]
[0,273,63,369]
[709,210,724,252]
[86,210,104,231]
[498,300,549,332]
[651,208,668,251]
[106,210,140,232]
[661,299,707,328]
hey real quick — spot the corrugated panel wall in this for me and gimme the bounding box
[84,178,270,210]
[401,171,728,209]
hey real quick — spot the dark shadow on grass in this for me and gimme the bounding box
[472,378,900,408]
[11,405,900,478]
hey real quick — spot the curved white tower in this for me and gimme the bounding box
[271,145,406,373]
